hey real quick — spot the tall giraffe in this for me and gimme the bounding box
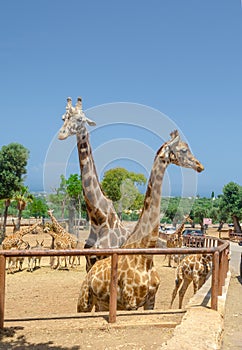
[170,253,212,309]
[77,130,204,312]
[58,97,131,271]
[2,221,42,250]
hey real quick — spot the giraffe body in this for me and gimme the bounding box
[27,240,45,272]
[170,254,212,309]
[77,254,159,312]
[58,98,131,271]
[45,228,72,269]
[47,210,77,247]
[44,215,75,269]
[2,221,41,250]
[7,241,30,274]
[77,130,204,312]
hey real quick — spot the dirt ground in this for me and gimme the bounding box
[0,225,232,349]
[221,273,242,350]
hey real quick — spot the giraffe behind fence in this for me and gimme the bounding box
[58,97,132,271]
[77,130,204,312]
[2,221,42,250]
[170,253,212,309]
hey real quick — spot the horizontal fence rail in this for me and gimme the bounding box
[0,236,230,327]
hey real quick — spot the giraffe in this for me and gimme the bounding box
[7,240,30,274]
[170,254,212,309]
[43,226,72,269]
[166,215,192,267]
[47,209,77,248]
[58,97,131,271]
[46,209,77,268]
[77,130,204,312]
[27,240,45,272]
[2,221,42,250]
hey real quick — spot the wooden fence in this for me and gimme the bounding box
[0,236,230,328]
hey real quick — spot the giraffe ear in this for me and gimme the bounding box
[86,117,96,126]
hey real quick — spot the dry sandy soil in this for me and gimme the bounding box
[0,225,229,349]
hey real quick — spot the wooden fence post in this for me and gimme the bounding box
[0,255,6,329]
[211,251,219,310]
[109,253,118,323]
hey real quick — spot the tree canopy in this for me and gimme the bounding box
[218,182,242,232]
[101,167,146,204]
[0,143,29,237]
[0,143,29,199]
[12,185,34,229]
[27,196,48,219]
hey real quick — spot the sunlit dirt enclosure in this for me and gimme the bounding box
[0,226,197,349]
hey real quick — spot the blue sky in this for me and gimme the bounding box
[0,1,241,197]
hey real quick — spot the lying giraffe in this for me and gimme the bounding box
[170,254,212,309]
[77,130,204,312]
[2,221,42,250]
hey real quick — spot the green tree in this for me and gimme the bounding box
[219,182,242,232]
[101,167,146,215]
[191,206,208,232]
[27,196,48,219]
[48,174,69,218]
[0,143,29,237]
[65,174,84,233]
[116,178,139,218]
[13,186,34,230]
[130,192,145,211]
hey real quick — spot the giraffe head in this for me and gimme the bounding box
[159,130,204,173]
[58,97,96,140]
[47,209,54,216]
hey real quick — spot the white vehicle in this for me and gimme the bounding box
[164,227,176,234]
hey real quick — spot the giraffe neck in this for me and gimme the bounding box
[76,132,120,225]
[125,150,168,249]
[49,213,65,233]
[19,222,39,237]
[176,222,185,239]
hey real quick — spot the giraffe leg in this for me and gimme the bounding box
[194,275,206,293]
[144,269,160,310]
[70,255,76,268]
[198,276,206,290]
[77,278,94,312]
[168,254,172,267]
[170,276,182,308]
[178,279,191,309]
[54,256,61,270]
